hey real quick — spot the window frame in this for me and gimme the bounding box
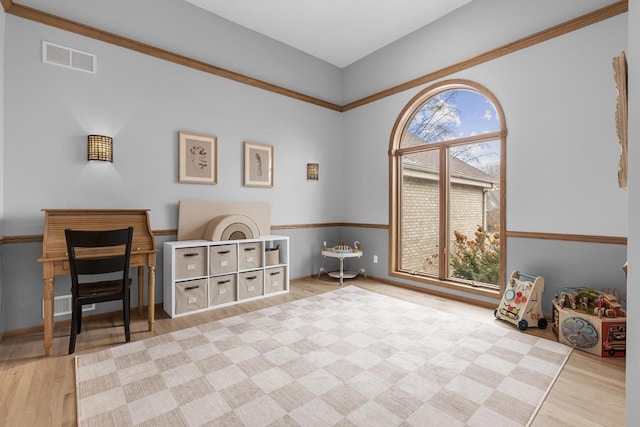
[389,79,507,298]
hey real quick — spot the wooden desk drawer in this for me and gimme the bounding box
[210,244,237,275]
[239,242,262,270]
[210,274,237,306]
[238,270,263,300]
[53,260,70,274]
[175,247,207,279]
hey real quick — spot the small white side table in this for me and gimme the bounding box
[317,249,367,286]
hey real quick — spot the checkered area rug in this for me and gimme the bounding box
[75,286,571,426]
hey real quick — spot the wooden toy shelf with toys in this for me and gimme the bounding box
[495,271,548,331]
[552,288,626,357]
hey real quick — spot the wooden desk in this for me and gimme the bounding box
[37,209,158,356]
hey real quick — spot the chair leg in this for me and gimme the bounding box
[77,305,83,334]
[69,301,78,354]
[123,289,131,343]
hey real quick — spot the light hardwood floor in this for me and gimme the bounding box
[0,278,626,426]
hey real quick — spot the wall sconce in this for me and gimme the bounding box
[307,163,319,180]
[87,134,113,162]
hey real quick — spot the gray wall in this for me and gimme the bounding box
[19,0,344,105]
[0,6,5,335]
[342,12,627,234]
[506,239,627,316]
[3,17,345,235]
[1,13,346,329]
[627,1,639,424]
[342,0,619,104]
[341,10,627,306]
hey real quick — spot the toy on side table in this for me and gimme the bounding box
[552,288,626,357]
[495,271,548,331]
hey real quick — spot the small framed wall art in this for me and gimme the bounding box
[244,141,273,187]
[178,131,217,184]
[612,51,627,189]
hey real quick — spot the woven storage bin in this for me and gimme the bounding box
[265,248,280,266]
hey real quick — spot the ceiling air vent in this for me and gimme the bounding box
[42,41,97,74]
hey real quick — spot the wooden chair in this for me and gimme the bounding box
[65,227,133,354]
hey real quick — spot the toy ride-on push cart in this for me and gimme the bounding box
[495,271,548,331]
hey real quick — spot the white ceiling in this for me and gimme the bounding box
[182,0,474,68]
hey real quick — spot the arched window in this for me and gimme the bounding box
[389,79,506,295]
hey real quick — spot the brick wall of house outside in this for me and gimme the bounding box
[401,175,485,276]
